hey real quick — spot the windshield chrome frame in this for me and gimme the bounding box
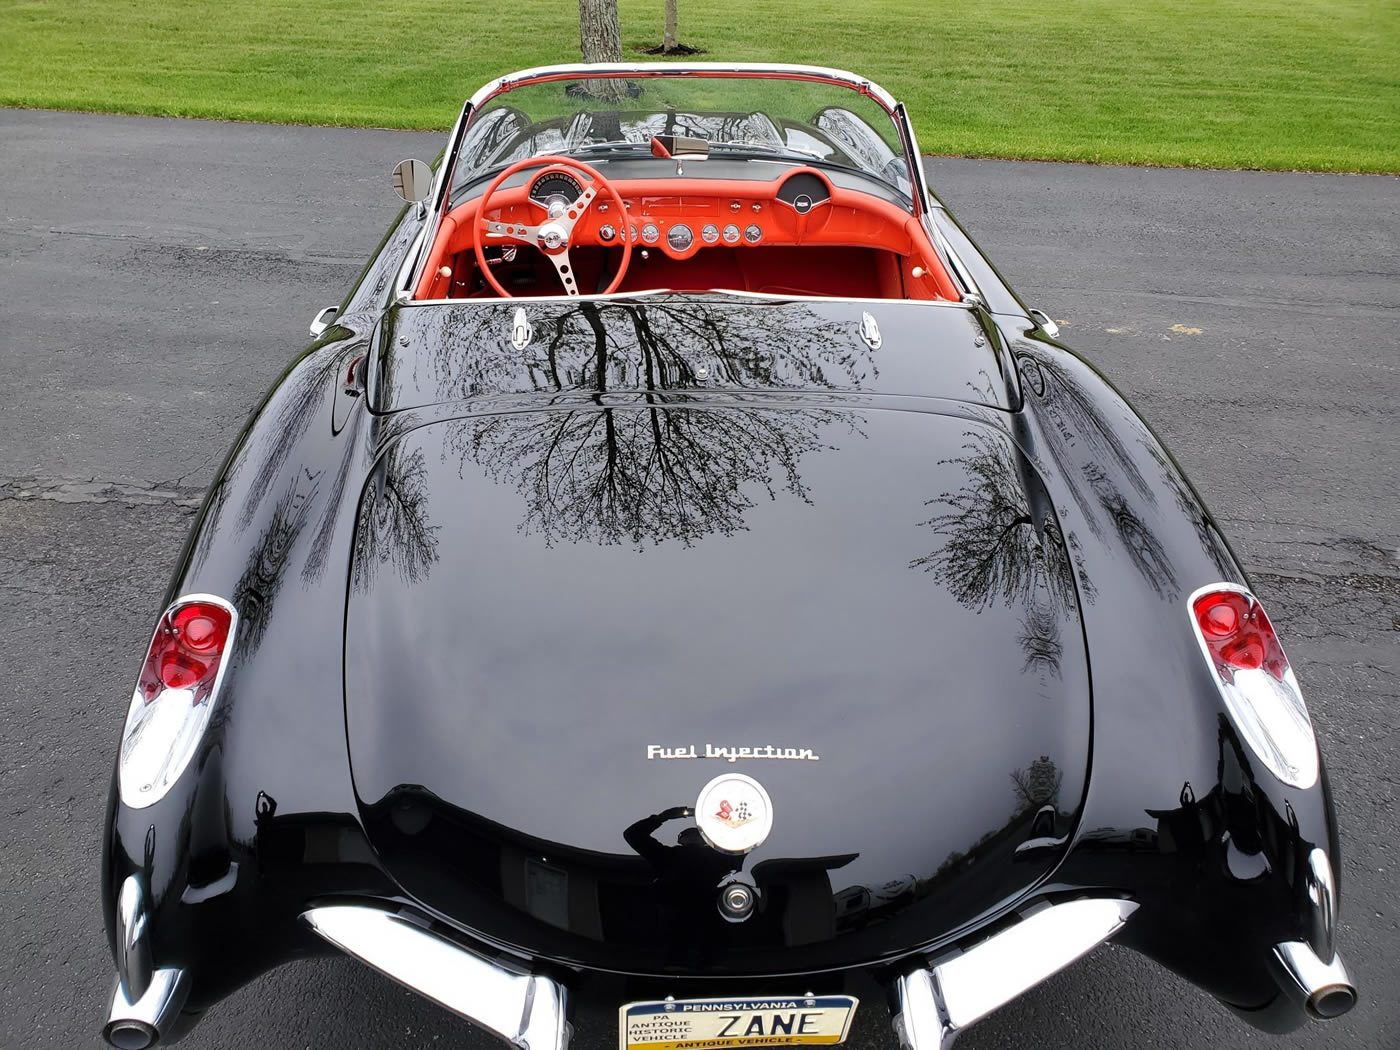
[465,62,899,114]
[398,63,970,302]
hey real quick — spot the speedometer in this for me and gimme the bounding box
[528,172,583,209]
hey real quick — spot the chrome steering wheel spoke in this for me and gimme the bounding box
[557,185,597,235]
[483,220,546,244]
[543,249,581,297]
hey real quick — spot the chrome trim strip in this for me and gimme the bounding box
[924,220,979,301]
[404,289,978,311]
[115,875,152,1003]
[892,899,1137,1050]
[1273,941,1356,1020]
[103,967,189,1049]
[467,63,898,112]
[303,905,570,1050]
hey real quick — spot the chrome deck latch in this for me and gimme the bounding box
[511,308,533,351]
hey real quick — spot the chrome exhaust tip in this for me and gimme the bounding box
[1274,940,1357,1021]
[1309,983,1358,1020]
[103,967,189,1048]
[103,1019,158,1050]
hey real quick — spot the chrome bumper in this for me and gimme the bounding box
[892,898,1138,1050]
[302,905,570,1050]
[303,898,1132,1050]
[292,896,1353,1050]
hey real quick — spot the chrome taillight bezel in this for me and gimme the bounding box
[1187,582,1318,789]
[117,593,238,809]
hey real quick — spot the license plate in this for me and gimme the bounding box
[620,995,858,1050]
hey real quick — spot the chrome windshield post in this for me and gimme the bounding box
[892,102,929,220]
[396,99,474,302]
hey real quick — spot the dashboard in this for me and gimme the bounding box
[420,160,962,301]
[524,168,843,261]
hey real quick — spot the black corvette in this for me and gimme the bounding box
[101,64,1355,1050]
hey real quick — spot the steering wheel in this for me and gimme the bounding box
[473,155,632,298]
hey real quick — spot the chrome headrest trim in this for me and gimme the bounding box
[302,905,570,1050]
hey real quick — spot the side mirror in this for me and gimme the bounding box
[309,305,339,338]
[1028,308,1060,339]
[392,159,433,203]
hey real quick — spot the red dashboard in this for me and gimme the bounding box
[415,167,960,300]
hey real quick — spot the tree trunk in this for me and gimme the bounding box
[577,0,625,99]
[578,0,622,63]
[663,0,678,51]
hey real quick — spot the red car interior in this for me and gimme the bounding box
[414,167,960,301]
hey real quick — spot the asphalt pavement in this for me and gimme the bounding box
[1,109,1396,1050]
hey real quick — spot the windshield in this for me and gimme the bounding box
[450,70,913,203]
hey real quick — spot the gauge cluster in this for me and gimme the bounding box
[520,169,841,261]
[528,172,583,209]
[586,196,788,258]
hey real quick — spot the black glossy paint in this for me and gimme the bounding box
[345,406,1089,973]
[100,137,1344,1038]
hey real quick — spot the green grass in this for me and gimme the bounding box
[1,0,1397,172]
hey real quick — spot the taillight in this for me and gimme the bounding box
[119,595,237,808]
[1189,584,1317,788]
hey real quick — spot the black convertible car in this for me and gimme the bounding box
[101,64,1355,1049]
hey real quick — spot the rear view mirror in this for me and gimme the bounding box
[392,159,433,203]
[1028,308,1060,339]
[309,305,339,338]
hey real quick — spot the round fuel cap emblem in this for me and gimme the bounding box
[695,773,774,854]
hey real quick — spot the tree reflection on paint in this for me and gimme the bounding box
[909,428,1077,677]
[352,443,440,590]
[430,298,867,549]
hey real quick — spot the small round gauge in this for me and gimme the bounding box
[529,172,583,210]
[667,224,694,252]
[722,224,741,245]
[701,224,720,244]
[641,224,660,244]
[744,224,763,244]
[630,224,640,242]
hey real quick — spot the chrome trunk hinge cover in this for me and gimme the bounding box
[859,311,882,351]
[510,308,533,351]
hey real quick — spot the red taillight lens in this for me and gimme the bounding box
[1192,589,1286,679]
[138,600,233,700]
[1197,592,1246,638]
